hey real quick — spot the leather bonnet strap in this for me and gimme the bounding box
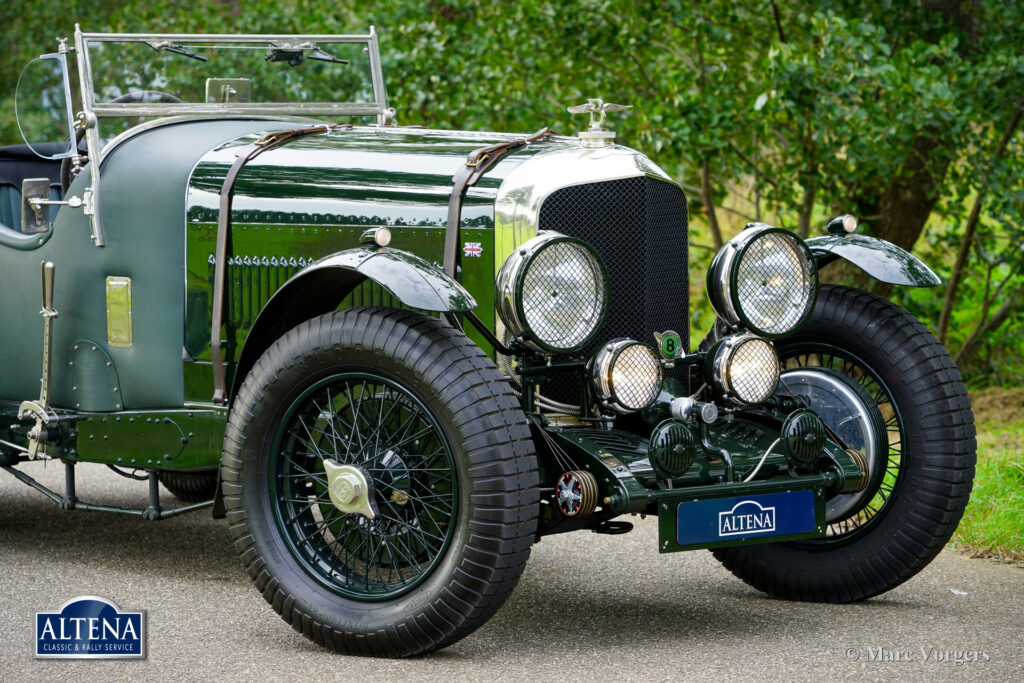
[443,127,557,278]
[209,125,341,404]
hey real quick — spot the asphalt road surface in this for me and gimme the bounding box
[1,460,1021,681]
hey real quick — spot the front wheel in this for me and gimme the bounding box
[221,307,539,656]
[711,285,976,602]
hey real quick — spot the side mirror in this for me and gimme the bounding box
[21,178,51,234]
[15,52,77,160]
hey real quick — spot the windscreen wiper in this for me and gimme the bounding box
[307,46,349,65]
[265,42,349,67]
[145,40,208,62]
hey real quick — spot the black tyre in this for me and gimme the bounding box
[708,285,976,602]
[158,470,218,502]
[221,307,539,656]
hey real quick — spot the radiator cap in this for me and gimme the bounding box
[568,98,631,148]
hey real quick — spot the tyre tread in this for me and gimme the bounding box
[221,307,538,656]
[711,285,976,603]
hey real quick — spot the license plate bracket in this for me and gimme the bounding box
[658,486,827,553]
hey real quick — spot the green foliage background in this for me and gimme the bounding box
[2,0,1022,386]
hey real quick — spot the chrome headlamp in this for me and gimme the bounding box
[707,224,817,338]
[495,232,609,354]
[591,339,663,413]
[707,333,780,405]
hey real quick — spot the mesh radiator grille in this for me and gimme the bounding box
[536,176,689,401]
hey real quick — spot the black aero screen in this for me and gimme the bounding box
[536,176,689,401]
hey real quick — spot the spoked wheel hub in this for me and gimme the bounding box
[322,446,416,519]
[271,372,458,601]
[221,308,540,656]
[323,461,376,518]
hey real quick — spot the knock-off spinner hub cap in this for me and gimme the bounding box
[323,461,376,519]
[331,473,359,504]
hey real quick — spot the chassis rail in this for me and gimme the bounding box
[1,462,213,520]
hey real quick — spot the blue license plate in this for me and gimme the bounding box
[675,489,818,547]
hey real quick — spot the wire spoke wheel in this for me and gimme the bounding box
[777,345,902,544]
[271,373,457,600]
[708,286,975,603]
[222,307,539,656]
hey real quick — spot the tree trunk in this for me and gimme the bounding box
[953,287,1023,369]
[701,161,724,249]
[872,132,952,251]
[821,131,952,294]
[937,106,1023,344]
[797,172,817,239]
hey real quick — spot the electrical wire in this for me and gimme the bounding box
[742,438,780,483]
[106,464,150,481]
[500,349,583,415]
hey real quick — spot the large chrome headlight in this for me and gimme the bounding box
[591,339,663,413]
[707,333,780,405]
[495,232,609,354]
[707,224,817,338]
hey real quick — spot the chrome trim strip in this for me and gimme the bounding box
[80,32,376,42]
[92,102,384,117]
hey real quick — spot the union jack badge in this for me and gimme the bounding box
[463,242,483,257]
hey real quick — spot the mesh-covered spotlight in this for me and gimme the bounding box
[707,224,817,338]
[591,339,663,413]
[707,333,780,405]
[495,232,609,353]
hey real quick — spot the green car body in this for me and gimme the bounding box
[0,118,938,469]
[0,28,972,658]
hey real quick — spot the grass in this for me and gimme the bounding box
[950,387,1024,566]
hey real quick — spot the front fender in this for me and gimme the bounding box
[230,246,475,401]
[307,246,477,312]
[806,234,941,287]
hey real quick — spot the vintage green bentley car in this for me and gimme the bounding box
[1,28,975,657]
